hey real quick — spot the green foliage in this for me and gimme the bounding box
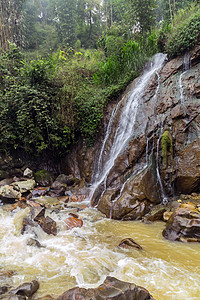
[164,4,200,57]
[94,32,159,86]
[21,55,56,86]
[0,84,71,154]
[161,130,173,166]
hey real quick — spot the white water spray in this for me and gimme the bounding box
[90,53,167,203]
[179,52,191,104]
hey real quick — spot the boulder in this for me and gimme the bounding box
[11,179,36,194]
[70,194,87,202]
[0,170,9,180]
[49,181,66,197]
[55,174,79,186]
[0,178,14,187]
[9,280,39,297]
[23,168,33,178]
[32,187,49,197]
[145,208,166,222]
[0,185,21,201]
[163,211,173,222]
[57,276,154,300]
[30,206,45,221]
[34,170,54,186]
[112,198,149,221]
[162,202,200,242]
[38,216,57,236]
[97,164,160,220]
[57,196,69,204]
[22,207,57,236]
[22,216,37,234]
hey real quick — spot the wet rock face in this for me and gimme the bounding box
[162,202,200,242]
[97,164,159,220]
[175,138,200,194]
[57,276,155,300]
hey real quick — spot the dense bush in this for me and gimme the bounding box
[94,33,159,86]
[164,4,200,57]
[0,33,160,156]
[0,85,71,154]
[2,2,199,159]
[0,47,107,155]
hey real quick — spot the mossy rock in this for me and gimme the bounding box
[0,170,9,180]
[34,170,55,187]
[161,130,173,166]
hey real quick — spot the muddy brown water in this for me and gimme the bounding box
[0,202,200,299]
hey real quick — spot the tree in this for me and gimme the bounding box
[53,0,77,46]
[0,0,25,51]
[128,0,158,35]
[158,0,196,22]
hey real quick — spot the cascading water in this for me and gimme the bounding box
[90,53,167,204]
[1,52,200,300]
[92,96,125,183]
[179,52,191,104]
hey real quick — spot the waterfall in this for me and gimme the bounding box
[90,53,167,204]
[179,52,191,104]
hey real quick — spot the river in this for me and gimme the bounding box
[0,200,200,299]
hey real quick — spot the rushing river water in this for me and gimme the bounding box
[0,200,200,299]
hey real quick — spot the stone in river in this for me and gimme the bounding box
[163,202,200,242]
[27,238,42,248]
[57,276,155,299]
[64,216,83,230]
[32,187,49,197]
[38,216,57,236]
[118,238,143,250]
[9,280,39,297]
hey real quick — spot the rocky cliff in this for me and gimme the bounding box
[64,44,200,220]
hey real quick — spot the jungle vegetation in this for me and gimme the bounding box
[0,0,199,157]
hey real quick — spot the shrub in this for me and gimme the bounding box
[165,4,200,57]
[0,85,71,154]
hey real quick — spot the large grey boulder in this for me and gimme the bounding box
[0,185,21,200]
[11,179,36,194]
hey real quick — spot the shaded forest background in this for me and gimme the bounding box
[0,0,200,158]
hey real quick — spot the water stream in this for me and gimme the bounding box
[90,53,167,203]
[1,52,200,299]
[0,203,200,299]
[179,52,191,104]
